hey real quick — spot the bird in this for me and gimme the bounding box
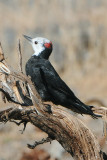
[24,35,101,118]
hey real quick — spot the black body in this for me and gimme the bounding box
[26,53,101,118]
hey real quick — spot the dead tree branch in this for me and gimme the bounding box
[27,137,53,149]
[0,43,106,160]
[18,39,23,73]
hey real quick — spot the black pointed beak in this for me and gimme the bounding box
[23,35,32,42]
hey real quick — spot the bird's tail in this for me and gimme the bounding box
[70,101,102,119]
[87,105,102,119]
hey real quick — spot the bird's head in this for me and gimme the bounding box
[23,35,53,59]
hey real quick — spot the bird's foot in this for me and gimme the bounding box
[44,104,52,114]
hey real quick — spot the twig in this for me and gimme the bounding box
[0,42,5,62]
[18,40,23,73]
[27,137,53,149]
[10,120,28,134]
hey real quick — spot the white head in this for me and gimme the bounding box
[24,35,53,58]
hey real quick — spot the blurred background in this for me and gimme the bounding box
[0,0,107,159]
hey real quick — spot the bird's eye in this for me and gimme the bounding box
[35,41,38,44]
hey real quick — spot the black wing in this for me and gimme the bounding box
[40,62,79,102]
[40,61,87,109]
[39,61,101,118]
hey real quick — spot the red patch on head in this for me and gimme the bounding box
[44,42,52,49]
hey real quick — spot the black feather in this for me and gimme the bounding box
[26,55,101,118]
